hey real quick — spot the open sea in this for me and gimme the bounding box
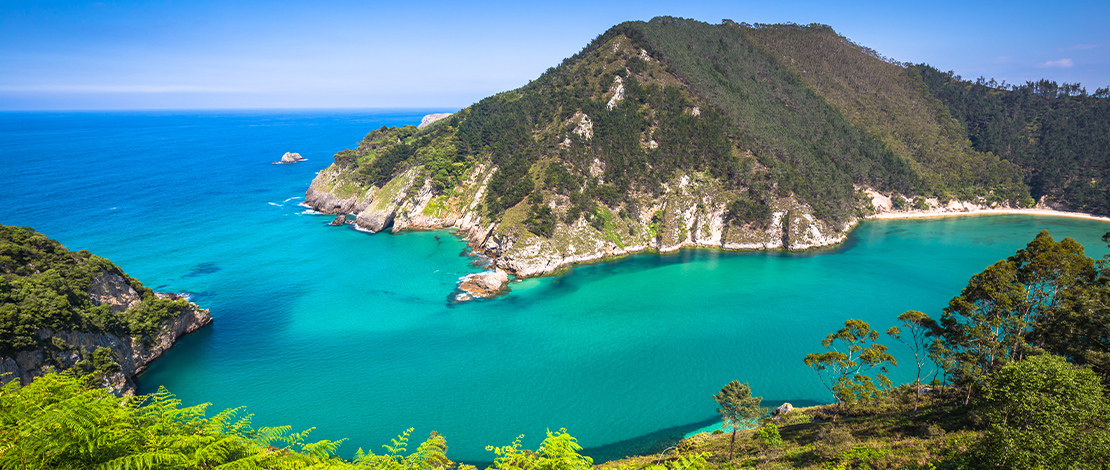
[2,110,1109,463]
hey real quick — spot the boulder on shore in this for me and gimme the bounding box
[273,152,307,164]
[457,270,510,298]
[773,403,794,417]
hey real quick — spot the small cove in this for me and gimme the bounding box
[2,110,1108,463]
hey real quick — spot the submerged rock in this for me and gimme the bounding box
[273,152,306,164]
[457,270,510,298]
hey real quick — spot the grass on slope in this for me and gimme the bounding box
[741,23,1028,204]
[599,386,979,470]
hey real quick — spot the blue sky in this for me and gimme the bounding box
[2,0,1107,110]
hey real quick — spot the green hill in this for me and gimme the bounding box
[303,17,1108,292]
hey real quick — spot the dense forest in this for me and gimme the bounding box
[915,66,1110,215]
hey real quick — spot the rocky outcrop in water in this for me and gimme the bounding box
[457,270,511,298]
[274,152,307,164]
[0,272,212,396]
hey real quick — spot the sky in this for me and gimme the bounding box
[1,0,1108,110]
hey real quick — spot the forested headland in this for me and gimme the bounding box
[303,17,1110,286]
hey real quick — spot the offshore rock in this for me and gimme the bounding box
[274,152,307,164]
[329,215,348,226]
[457,270,510,298]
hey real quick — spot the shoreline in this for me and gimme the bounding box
[865,207,1110,223]
[483,207,1110,285]
[335,207,1110,281]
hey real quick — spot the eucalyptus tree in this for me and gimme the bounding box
[804,319,896,407]
[887,310,937,417]
[975,354,1110,469]
[935,230,1096,403]
[1039,231,1110,379]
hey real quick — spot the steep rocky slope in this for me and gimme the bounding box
[0,225,212,395]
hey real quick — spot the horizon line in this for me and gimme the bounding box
[0,106,465,113]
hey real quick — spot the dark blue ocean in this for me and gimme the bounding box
[3,110,1109,463]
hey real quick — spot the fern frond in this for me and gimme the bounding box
[301,438,347,459]
[253,425,293,448]
[383,428,413,457]
[192,435,255,466]
[205,406,248,435]
[278,426,315,450]
[99,451,190,470]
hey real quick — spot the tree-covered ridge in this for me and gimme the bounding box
[916,66,1110,215]
[330,17,925,227]
[0,225,191,356]
[739,22,1029,204]
[631,18,920,223]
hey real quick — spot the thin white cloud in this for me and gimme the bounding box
[1036,58,1074,68]
[0,85,243,93]
[1068,44,1102,51]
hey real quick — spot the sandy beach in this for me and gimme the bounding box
[867,207,1110,223]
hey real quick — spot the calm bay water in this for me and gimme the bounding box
[2,110,1108,462]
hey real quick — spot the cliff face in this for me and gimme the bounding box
[306,162,853,280]
[0,273,212,396]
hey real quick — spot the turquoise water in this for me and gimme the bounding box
[2,111,1108,463]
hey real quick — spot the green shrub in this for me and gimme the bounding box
[754,422,782,448]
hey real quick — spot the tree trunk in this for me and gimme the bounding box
[729,428,736,460]
[912,382,920,418]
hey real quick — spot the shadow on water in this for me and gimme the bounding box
[183,261,222,278]
[454,398,828,467]
[578,398,825,463]
[581,417,721,464]
[460,239,863,310]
